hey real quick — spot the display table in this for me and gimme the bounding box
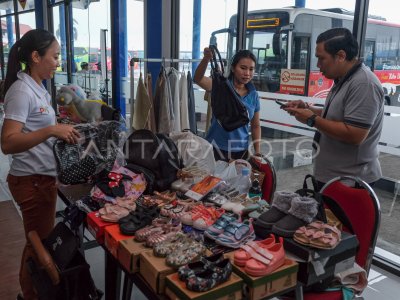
[57,184,363,300]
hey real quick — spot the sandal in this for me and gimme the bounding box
[192,207,225,231]
[234,234,275,267]
[309,222,341,249]
[203,213,239,240]
[153,232,189,257]
[215,219,255,248]
[145,219,182,247]
[166,240,206,268]
[244,237,285,277]
[99,204,130,223]
[185,258,232,292]
[294,221,341,249]
[134,217,169,242]
[178,253,224,281]
[115,198,136,212]
[293,221,326,246]
[119,204,160,235]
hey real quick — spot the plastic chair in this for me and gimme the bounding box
[250,156,277,202]
[301,176,381,300]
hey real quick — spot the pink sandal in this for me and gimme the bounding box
[135,217,169,242]
[234,234,276,267]
[99,204,130,223]
[244,237,286,277]
[145,219,182,247]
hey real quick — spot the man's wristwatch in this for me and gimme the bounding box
[306,114,317,127]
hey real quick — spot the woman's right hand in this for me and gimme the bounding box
[203,47,213,61]
[52,124,80,144]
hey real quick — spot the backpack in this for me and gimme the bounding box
[125,129,182,192]
[28,222,101,300]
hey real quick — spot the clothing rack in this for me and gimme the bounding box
[129,57,207,109]
[129,57,203,66]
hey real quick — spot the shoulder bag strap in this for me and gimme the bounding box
[209,45,224,74]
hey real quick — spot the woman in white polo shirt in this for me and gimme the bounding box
[0,29,80,300]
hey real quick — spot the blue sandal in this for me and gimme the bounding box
[215,219,255,248]
[204,213,239,240]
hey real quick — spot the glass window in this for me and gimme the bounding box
[0,1,14,15]
[18,12,36,38]
[17,0,34,12]
[180,0,238,73]
[52,5,67,87]
[1,15,15,77]
[71,0,112,103]
[125,0,144,122]
[367,0,400,267]
[180,0,238,132]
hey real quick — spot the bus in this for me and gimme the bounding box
[211,7,400,106]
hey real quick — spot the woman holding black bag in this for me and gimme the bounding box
[194,47,261,161]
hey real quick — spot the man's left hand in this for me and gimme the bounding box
[284,107,315,124]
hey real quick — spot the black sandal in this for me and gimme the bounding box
[119,205,160,235]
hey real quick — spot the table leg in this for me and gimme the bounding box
[295,283,303,300]
[122,273,134,300]
[105,251,121,300]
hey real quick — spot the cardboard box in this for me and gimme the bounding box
[139,250,176,294]
[165,272,243,300]
[86,211,114,244]
[284,231,358,286]
[104,224,132,258]
[118,238,151,273]
[226,253,298,300]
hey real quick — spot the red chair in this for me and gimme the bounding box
[300,176,381,300]
[250,156,277,203]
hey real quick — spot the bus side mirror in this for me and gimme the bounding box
[272,33,281,56]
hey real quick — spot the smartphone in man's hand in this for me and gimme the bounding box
[275,100,287,108]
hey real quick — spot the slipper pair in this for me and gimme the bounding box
[293,221,341,249]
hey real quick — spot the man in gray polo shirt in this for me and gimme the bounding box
[285,27,384,190]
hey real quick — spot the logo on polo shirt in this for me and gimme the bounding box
[39,106,50,114]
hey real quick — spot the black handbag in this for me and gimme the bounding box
[209,45,249,131]
[54,140,97,185]
[54,121,122,185]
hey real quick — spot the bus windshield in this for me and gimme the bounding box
[218,11,290,93]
